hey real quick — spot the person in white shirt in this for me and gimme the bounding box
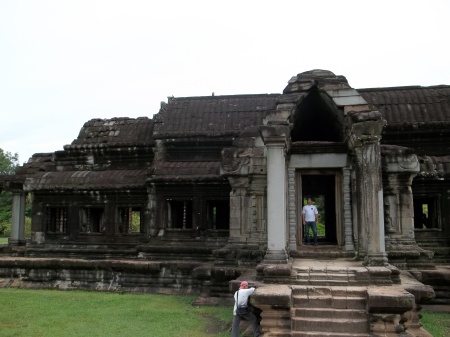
[232,281,263,337]
[302,197,319,245]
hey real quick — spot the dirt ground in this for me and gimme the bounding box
[202,313,231,335]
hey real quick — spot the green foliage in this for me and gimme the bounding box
[0,148,32,238]
[131,211,141,232]
[316,222,325,237]
[0,149,19,174]
[0,191,12,235]
[0,289,233,337]
[0,148,19,236]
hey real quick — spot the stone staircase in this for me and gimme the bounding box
[252,259,430,336]
[291,286,369,337]
[292,258,397,286]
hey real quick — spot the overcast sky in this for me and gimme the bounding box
[1,0,449,164]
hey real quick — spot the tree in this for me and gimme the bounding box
[0,149,20,235]
[0,149,19,174]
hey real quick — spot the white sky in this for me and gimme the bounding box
[1,0,449,164]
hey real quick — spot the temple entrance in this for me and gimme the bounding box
[298,174,338,245]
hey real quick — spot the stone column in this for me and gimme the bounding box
[227,177,249,243]
[381,146,434,269]
[9,190,26,246]
[342,168,355,252]
[346,110,387,266]
[260,125,289,263]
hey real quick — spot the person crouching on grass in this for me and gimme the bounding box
[232,281,263,337]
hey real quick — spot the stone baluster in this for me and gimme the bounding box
[9,190,26,246]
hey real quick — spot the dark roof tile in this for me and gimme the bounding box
[24,169,148,191]
[153,94,278,138]
[151,161,221,176]
[70,117,154,146]
[359,86,450,125]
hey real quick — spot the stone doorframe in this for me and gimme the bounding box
[287,153,354,253]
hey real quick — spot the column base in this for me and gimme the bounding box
[8,238,27,246]
[31,231,45,244]
[263,249,289,264]
[363,252,388,266]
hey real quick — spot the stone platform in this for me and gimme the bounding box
[248,258,436,337]
[0,251,441,337]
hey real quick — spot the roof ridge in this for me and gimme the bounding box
[169,93,281,100]
[357,85,450,92]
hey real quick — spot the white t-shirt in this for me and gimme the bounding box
[233,288,255,315]
[302,204,318,222]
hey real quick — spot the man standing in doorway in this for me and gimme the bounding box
[302,197,319,245]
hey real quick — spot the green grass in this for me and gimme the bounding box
[1,288,448,337]
[421,310,450,337]
[0,288,232,337]
[0,236,7,244]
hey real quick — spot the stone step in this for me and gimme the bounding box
[292,286,367,301]
[292,295,367,310]
[291,245,354,260]
[293,308,367,320]
[292,316,369,334]
[294,266,358,286]
[291,332,369,337]
[293,265,394,286]
[290,286,369,336]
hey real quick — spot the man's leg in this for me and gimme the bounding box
[231,314,241,337]
[312,221,318,244]
[305,222,311,244]
[243,312,262,337]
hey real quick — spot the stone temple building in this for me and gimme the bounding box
[1,70,449,336]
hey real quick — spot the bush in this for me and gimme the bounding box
[0,216,31,239]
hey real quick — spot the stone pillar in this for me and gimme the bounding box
[260,125,289,263]
[346,110,387,266]
[381,146,434,269]
[384,173,416,238]
[9,190,26,245]
[343,168,355,252]
[287,168,297,250]
[227,177,249,243]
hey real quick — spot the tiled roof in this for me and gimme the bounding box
[23,169,148,191]
[151,161,221,176]
[358,86,450,125]
[149,161,225,182]
[70,117,154,146]
[153,94,278,138]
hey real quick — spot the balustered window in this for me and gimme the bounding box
[166,199,193,229]
[117,207,142,233]
[45,207,68,233]
[206,200,229,230]
[79,208,104,233]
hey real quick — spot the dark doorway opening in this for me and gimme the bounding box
[301,175,337,244]
[413,196,439,229]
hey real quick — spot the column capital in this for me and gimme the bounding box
[345,110,386,150]
[381,145,420,174]
[260,125,290,147]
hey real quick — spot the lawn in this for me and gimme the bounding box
[0,288,448,337]
[0,288,233,337]
[421,310,450,337]
[0,237,8,244]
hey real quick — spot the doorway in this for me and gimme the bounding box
[299,174,337,244]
